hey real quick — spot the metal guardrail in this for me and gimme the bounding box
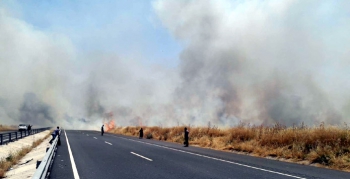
[32,136,58,179]
[0,127,51,145]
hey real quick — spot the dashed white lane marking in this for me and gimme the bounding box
[65,130,80,179]
[86,134,89,136]
[105,141,112,145]
[116,136,306,179]
[131,152,153,161]
[93,137,97,139]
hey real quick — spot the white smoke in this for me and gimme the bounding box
[153,0,350,126]
[0,8,74,126]
[0,1,349,128]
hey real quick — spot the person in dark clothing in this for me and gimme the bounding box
[27,124,32,134]
[49,126,60,144]
[55,126,60,136]
[101,125,104,136]
[139,128,143,139]
[55,126,61,146]
[184,127,189,147]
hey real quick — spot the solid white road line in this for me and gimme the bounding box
[64,130,80,179]
[93,137,97,139]
[105,141,112,145]
[130,152,153,161]
[117,136,306,179]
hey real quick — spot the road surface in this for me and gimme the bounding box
[50,130,350,179]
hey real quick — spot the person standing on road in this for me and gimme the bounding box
[184,127,189,147]
[139,128,143,139]
[27,124,32,134]
[101,125,104,136]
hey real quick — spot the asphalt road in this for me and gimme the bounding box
[50,130,350,179]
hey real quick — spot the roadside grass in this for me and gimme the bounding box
[109,123,350,171]
[0,125,16,132]
[0,132,51,177]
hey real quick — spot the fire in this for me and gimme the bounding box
[104,120,115,131]
[103,112,116,132]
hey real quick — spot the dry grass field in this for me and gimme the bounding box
[0,125,16,132]
[109,123,350,171]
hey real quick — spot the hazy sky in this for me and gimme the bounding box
[1,0,182,67]
[0,0,349,129]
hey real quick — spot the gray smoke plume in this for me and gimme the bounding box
[86,84,105,118]
[154,0,350,126]
[0,1,349,128]
[19,93,55,125]
[0,8,73,126]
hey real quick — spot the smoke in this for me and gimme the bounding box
[0,1,349,128]
[0,8,73,127]
[153,0,350,126]
[19,93,55,125]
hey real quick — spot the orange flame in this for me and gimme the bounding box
[104,120,115,132]
[103,112,116,132]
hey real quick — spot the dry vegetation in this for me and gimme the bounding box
[109,123,350,171]
[0,132,51,177]
[0,125,16,132]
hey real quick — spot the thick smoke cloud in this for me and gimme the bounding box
[0,1,349,128]
[19,93,55,125]
[154,0,350,126]
[0,8,73,127]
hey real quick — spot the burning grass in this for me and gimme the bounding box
[0,132,51,177]
[109,123,350,171]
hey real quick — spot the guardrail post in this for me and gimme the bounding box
[0,134,2,145]
[9,133,11,142]
[21,130,22,138]
[15,132,17,140]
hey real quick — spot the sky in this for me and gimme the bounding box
[0,0,349,129]
[1,0,182,67]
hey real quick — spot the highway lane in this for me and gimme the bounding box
[50,130,350,179]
